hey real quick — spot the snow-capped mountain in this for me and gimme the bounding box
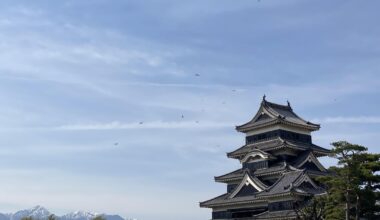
[61,211,97,220]
[12,206,51,220]
[61,212,125,220]
[0,206,133,220]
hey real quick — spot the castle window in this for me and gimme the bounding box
[246,129,311,144]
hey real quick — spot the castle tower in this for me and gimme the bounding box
[200,97,330,219]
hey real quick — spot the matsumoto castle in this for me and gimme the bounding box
[200,97,330,219]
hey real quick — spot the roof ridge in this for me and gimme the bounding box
[263,100,291,110]
[265,100,320,126]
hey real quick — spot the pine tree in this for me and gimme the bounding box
[319,141,380,220]
[92,215,106,220]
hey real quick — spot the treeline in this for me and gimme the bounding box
[297,141,380,220]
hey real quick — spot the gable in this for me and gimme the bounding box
[300,161,321,171]
[244,155,266,164]
[294,173,318,189]
[241,150,271,163]
[296,152,326,172]
[229,174,266,198]
[235,184,259,197]
[256,113,271,122]
[298,181,317,190]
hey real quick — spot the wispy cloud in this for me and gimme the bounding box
[56,120,234,130]
[0,8,192,101]
[314,116,380,124]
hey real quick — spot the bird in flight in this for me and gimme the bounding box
[139,121,144,124]
[195,73,200,77]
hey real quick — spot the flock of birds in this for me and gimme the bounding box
[132,73,237,127]
[111,73,239,148]
[111,72,339,148]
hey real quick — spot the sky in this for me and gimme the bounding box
[0,0,379,220]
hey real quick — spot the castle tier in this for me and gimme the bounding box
[200,97,331,220]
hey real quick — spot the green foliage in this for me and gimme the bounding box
[48,214,56,220]
[20,217,33,220]
[317,141,380,220]
[323,194,345,220]
[295,196,327,220]
[92,215,106,220]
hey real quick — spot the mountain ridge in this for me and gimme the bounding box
[0,206,136,220]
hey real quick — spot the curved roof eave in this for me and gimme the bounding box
[236,99,320,133]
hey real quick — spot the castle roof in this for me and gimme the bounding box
[201,171,325,208]
[254,210,297,219]
[215,162,304,183]
[227,137,331,159]
[214,168,245,183]
[256,170,325,198]
[236,97,320,132]
[199,193,265,208]
[254,162,301,177]
[292,150,327,171]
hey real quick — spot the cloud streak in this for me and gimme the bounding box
[56,120,234,130]
[314,116,380,124]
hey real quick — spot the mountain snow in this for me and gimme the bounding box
[61,211,97,220]
[0,206,133,220]
[12,206,51,220]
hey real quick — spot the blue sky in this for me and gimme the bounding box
[0,0,379,220]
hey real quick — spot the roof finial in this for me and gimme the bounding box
[287,99,292,109]
[263,94,266,101]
